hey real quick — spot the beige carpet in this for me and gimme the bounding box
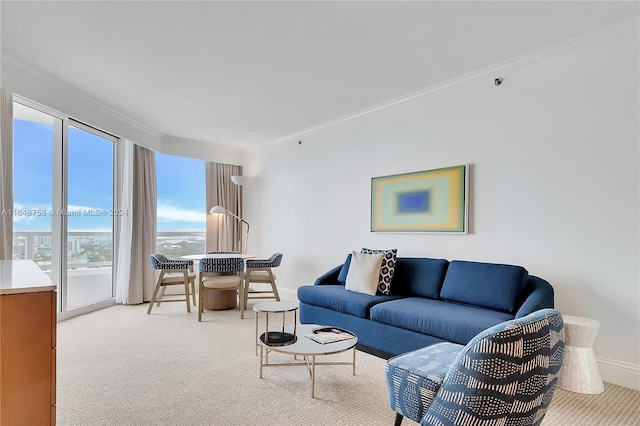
[56,303,639,426]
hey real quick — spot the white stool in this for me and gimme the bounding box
[558,315,604,394]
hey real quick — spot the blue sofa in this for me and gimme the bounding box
[297,256,555,358]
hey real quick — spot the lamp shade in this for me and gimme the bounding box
[231,175,246,186]
[209,205,227,215]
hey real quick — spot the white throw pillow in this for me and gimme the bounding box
[345,251,384,296]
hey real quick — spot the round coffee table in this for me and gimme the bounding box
[258,323,358,398]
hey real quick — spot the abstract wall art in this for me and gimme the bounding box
[371,165,468,233]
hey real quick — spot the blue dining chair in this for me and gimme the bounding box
[148,253,196,314]
[198,256,245,321]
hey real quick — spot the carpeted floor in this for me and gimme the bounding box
[56,303,639,425]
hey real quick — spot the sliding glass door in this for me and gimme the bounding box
[12,101,62,306]
[13,97,116,317]
[65,122,115,310]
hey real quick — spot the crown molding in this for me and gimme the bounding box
[272,18,639,144]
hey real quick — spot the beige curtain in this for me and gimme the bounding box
[128,145,157,303]
[0,90,13,260]
[114,139,134,304]
[205,162,243,252]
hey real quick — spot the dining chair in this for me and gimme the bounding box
[198,256,245,321]
[148,253,196,314]
[243,253,283,309]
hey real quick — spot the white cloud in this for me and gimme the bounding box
[157,202,205,223]
[11,202,50,223]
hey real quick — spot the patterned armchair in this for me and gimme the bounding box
[385,308,565,426]
[148,253,196,314]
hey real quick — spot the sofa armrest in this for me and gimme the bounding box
[515,275,555,318]
[314,264,344,285]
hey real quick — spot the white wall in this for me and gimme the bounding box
[245,22,639,389]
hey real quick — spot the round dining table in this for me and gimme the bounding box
[181,253,256,310]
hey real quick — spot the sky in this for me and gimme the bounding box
[13,118,206,233]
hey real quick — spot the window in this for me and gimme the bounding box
[12,101,58,265]
[66,123,115,310]
[13,97,116,317]
[155,153,205,256]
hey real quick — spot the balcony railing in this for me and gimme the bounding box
[14,230,205,311]
[13,231,206,271]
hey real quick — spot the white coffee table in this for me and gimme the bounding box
[258,323,357,398]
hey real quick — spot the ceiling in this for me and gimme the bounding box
[2,1,638,148]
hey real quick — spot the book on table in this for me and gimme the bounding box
[306,327,355,344]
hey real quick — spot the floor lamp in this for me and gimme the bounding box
[231,175,246,252]
[209,205,250,253]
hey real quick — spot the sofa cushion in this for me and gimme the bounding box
[390,258,449,298]
[370,298,514,345]
[345,251,384,295]
[297,284,403,319]
[361,248,398,295]
[440,260,528,314]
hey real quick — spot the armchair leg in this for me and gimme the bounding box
[198,279,204,322]
[184,271,191,313]
[394,413,403,426]
[190,280,197,305]
[147,276,164,314]
[269,270,280,301]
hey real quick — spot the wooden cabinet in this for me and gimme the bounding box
[0,260,56,426]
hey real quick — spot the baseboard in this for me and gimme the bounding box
[597,357,640,391]
[278,287,298,302]
[58,298,116,322]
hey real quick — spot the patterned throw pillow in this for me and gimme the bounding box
[361,248,397,295]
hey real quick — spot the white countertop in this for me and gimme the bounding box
[0,260,55,295]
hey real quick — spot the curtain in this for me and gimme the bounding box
[114,139,134,304]
[127,145,157,303]
[205,162,243,252]
[0,90,13,260]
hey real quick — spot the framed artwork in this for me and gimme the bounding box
[371,165,468,233]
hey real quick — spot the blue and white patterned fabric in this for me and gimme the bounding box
[149,253,193,270]
[245,253,283,269]
[385,309,565,426]
[199,257,244,273]
[386,343,464,423]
